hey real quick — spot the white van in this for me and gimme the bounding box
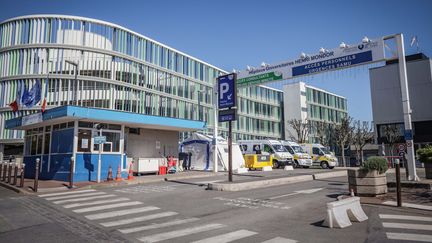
[300,143,337,169]
[281,141,313,168]
[238,140,293,168]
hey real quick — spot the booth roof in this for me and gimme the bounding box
[5,106,206,132]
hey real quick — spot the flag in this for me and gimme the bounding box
[41,78,48,112]
[22,80,42,108]
[8,100,18,112]
[8,81,23,112]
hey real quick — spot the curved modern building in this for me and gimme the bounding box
[0,15,284,158]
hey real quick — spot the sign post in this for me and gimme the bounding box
[94,134,106,183]
[217,73,237,182]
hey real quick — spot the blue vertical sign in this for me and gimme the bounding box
[218,73,237,109]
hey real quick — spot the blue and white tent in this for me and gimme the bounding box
[180,133,245,171]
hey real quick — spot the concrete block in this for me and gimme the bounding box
[323,196,368,228]
[236,167,248,174]
[313,170,347,180]
[284,165,294,171]
[262,166,272,171]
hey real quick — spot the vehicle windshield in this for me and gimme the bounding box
[272,145,288,152]
[284,146,294,154]
[292,146,304,153]
[321,147,331,155]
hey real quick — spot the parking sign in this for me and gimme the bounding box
[218,73,237,109]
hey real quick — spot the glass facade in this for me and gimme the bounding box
[0,15,283,145]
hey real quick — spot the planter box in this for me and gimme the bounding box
[425,163,432,179]
[348,169,387,196]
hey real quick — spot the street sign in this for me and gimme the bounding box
[94,136,106,144]
[398,144,406,152]
[218,73,237,109]
[406,141,412,147]
[404,129,413,140]
[398,151,405,158]
[218,109,237,122]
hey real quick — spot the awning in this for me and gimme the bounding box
[5,106,206,132]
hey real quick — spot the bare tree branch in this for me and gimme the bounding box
[287,119,310,143]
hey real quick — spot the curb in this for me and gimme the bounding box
[387,181,432,190]
[208,170,348,191]
[0,181,32,195]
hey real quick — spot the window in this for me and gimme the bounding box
[93,131,120,152]
[77,129,91,152]
[263,144,273,153]
[312,147,320,155]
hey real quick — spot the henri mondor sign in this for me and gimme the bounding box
[237,38,385,87]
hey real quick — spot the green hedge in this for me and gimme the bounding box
[361,156,388,174]
[417,145,432,163]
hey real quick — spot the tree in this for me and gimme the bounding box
[382,124,401,157]
[287,119,310,143]
[352,120,374,164]
[315,121,330,146]
[334,116,354,167]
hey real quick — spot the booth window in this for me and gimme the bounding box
[93,131,120,153]
[78,129,92,152]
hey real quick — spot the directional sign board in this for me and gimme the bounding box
[94,136,106,144]
[236,38,385,87]
[219,108,237,122]
[404,129,413,140]
[218,73,237,109]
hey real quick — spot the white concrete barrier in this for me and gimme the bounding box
[236,168,248,174]
[323,196,368,228]
[284,165,294,171]
[262,166,273,171]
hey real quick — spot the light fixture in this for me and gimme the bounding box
[246,65,252,71]
[232,68,237,73]
[319,47,325,54]
[362,36,370,43]
[300,52,306,59]
[261,62,267,67]
[339,42,347,48]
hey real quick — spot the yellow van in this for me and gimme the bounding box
[300,143,337,169]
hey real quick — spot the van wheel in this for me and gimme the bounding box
[272,160,279,169]
[321,161,329,169]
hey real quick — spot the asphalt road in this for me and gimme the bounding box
[1,175,431,243]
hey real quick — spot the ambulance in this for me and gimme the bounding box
[300,143,337,169]
[281,141,313,168]
[238,140,293,168]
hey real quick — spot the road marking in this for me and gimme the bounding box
[53,194,116,204]
[45,192,106,201]
[63,198,130,209]
[73,201,143,213]
[118,218,199,234]
[85,206,159,220]
[38,189,97,197]
[379,214,432,222]
[191,229,257,243]
[386,232,432,242]
[383,222,432,231]
[214,197,290,210]
[137,223,225,243]
[101,211,178,227]
[261,237,298,243]
[383,201,432,211]
[269,188,324,200]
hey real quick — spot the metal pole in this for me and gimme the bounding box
[395,158,402,207]
[20,164,25,188]
[69,157,74,188]
[395,34,418,181]
[34,158,40,192]
[2,162,7,181]
[7,162,12,183]
[0,162,3,180]
[13,163,18,185]
[213,83,218,173]
[198,91,201,121]
[97,129,102,183]
[228,121,233,182]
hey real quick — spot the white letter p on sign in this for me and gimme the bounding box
[220,83,229,99]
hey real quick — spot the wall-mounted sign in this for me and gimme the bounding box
[218,73,237,109]
[22,113,42,126]
[94,136,106,144]
[237,38,385,87]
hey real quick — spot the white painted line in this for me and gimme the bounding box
[73,201,143,213]
[38,189,97,197]
[269,192,298,200]
[45,192,106,201]
[269,188,323,200]
[63,198,130,209]
[379,214,432,222]
[383,201,432,211]
[191,229,257,243]
[53,194,115,204]
[383,222,432,231]
[386,232,432,242]
[261,237,298,243]
[101,211,178,227]
[85,206,159,220]
[137,223,225,243]
[118,218,199,234]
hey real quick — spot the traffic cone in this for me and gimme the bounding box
[107,165,113,181]
[115,165,122,181]
[128,162,134,180]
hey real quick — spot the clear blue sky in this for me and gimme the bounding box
[1,0,431,122]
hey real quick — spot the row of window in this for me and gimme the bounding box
[308,104,347,123]
[306,88,347,110]
[0,17,223,83]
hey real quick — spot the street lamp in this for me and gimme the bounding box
[65,60,79,105]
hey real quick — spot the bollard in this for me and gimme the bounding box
[20,163,25,188]
[0,162,3,180]
[2,162,7,181]
[34,158,40,192]
[395,159,402,207]
[13,163,18,185]
[69,157,74,189]
[8,162,13,183]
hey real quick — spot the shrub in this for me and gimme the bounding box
[417,145,432,163]
[361,156,388,174]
